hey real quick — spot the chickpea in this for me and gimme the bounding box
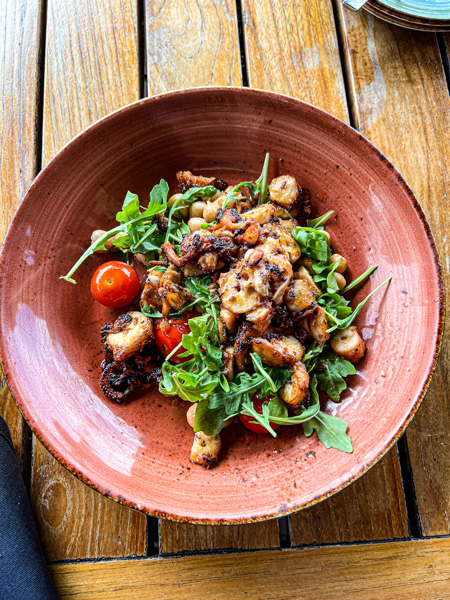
[91,230,127,252]
[167,193,182,208]
[134,253,147,265]
[189,201,206,219]
[330,326,366,364]
[203,201,220,223]
[186,404,197,428]
[188,217,206,231]
[335,272,346,291]
[91,229,106,246]
[329,253,348,273]
[168,193,189,218]
[323,230,331,243]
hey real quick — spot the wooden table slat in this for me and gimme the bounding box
[145,0,241,96]
[0,0,44,468]
[338,6,450,538]
[159,520,280,555]
[51,537,450,599]
[32,0,147,561]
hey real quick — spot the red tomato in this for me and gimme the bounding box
[239,394,281,434]
[91,261,140,308]
[155,311,198,364]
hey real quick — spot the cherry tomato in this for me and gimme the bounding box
[239,394,281,434]
[155,311,198,364]
[91,261,140,308]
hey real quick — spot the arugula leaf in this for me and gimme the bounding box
[307,210,334,229]
[267,395,288,419]
[303,411,353,452]
[256,152,270,204]
[342,265,378,294]
[313,350,356,402]
[141,301,163,318]
[193,399,227,436]
[326,277,392,333]
[292,227,331,263]
[116,191,140,223]
[221,181,258,210]
[60,180,169,283]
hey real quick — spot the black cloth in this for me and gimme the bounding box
[0,416,59,599]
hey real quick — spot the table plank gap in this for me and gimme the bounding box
[31,0,147,561]
[338,6,450,539]
[0,0,45,475]
[51,537,450,599]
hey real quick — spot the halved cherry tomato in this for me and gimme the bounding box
[239,394,280,434]
[155,311,198,364]
[91,261,140,308]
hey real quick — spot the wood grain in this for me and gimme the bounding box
[51,537,450,599]
[145,0,241,95]
[242,0,348,120]
[338,6,450,537]
[0,0,43,467]
[291,448,408,545]
[144,0,275,553]
[32,0,147,561]
[159,520,279,555]
[243,0,409,543]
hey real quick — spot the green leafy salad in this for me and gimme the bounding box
[62,155,390,467]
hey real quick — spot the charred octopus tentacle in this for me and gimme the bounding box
[100,312,161,402]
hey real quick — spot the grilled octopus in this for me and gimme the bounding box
[100,312,162,402]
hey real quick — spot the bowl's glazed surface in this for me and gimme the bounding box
[0,88,443,522]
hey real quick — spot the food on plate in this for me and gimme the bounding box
[61,155,390,468]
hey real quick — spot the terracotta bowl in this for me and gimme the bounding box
[0,88,443,523]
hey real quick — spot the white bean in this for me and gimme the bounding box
[189,201,206,219]
[203,201,220,223]
[188,217,206,231]
[329,253,348,273]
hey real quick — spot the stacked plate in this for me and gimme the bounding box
[364,0,450,30]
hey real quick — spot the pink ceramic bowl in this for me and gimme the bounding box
[0,88,443,523]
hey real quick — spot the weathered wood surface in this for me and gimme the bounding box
[242,0,348,119]
[32,0,147,561]
[51,537,450,599]
[243,0,409,544]
[145,0,241,95]
[338,6,450,537]
[159,520,280,555]
[291,448,408,545]
[0,0,43,467]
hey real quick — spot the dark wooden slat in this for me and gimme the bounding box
[291,449,408,545]
[159,521,279,555]
[32,0,147,561]
[0,0,44,467]
[338,5,450,537]
[243,0,409,543]
[52,538,450,600]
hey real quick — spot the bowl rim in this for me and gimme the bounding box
[0,86,445,524]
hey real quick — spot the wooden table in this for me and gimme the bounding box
[1,1,450,598]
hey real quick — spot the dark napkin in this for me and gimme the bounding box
[0,416,59,600]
